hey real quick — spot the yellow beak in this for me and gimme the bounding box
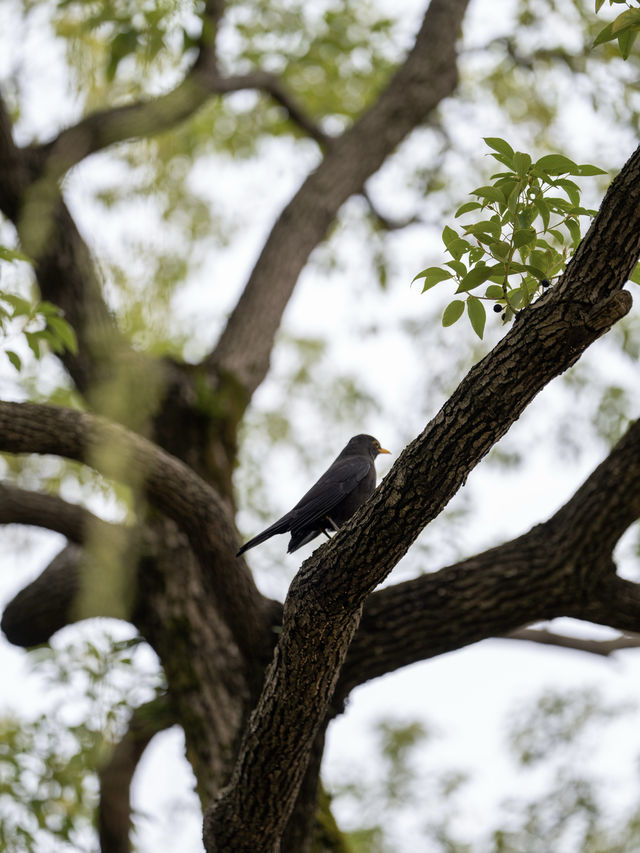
[378,447,391,455]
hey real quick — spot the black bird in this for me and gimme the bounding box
[237,434,390,556]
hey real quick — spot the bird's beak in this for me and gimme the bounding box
[378,447,391,455]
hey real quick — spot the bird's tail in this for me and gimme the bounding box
[236,517,291,557]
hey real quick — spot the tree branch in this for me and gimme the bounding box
[578,574,640,636]
[0,401,273,659]
[2,544,83,645]
[505,627,640,657]
[341,415,640,693]
[0,483,109,542]
[208,0,472,399]
[98,696,175,853]
[202,139,640,851]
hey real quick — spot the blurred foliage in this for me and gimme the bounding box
[0,252,78,372]
[0,630,164,852]
[330,688,640,853]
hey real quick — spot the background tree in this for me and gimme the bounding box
[1,0,640,851]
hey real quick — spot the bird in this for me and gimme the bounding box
[236,434,390,556]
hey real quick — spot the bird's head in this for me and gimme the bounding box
[347,434,391,458]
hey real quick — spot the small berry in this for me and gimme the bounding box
[541,278,551,288]
[493,303,502,313]
[501,312,506,321]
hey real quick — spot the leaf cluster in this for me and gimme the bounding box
[413,138,605,339]
[594,1,640,59]
[0,632,163,852]
[0,252,78,371]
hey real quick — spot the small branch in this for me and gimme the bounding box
[32,71,328,184]
[505,627,640,657]
[361,187,421,231]
[99,696,175,853]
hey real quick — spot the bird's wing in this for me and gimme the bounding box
[289,456,371,531]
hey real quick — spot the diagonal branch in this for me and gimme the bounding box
[202,139,640,851]
[208,0,472,399]
[340,415,640,692]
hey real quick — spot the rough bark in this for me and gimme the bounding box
[340,414,640,693]
[202,146,640,851]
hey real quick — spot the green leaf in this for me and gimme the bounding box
[442,225,459,249]
[595,0,605,11]
[454,201,482,218]
[485,284,505,300]
[442,300,465,327]
[577,163,607,176]
[445,259,467,277]
[554,179,581,206]
[3,294,34,316]
[611,8,640,35]
[629,263,640,285]
[510,287,525,310]
[594,21,616,46]
[512,151,532,178]
[484,137,514,158]
[24,331,41,359]
[456,263,502,293]
[38,300,64,316]
[535,154,579,176]
[0,246,32,263]
[447,237,472,261]
[467,296,486,339]
[525,264,548,281]
[471,185,506,206]
[566,218,582,247]
[488,152,517,170]
[513,228,537,248]
[618,27,639,59]
[489,241,510,260]
[46,315,79,354]
[5,350,21,371]
[533,198,550,231]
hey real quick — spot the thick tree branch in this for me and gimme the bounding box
[0,401,273,659]
[578,575,640,636]
[98,696,175,853]
[203,140,640,851]
[341,415,640,692]
[0,483,109,542]
[208,0,472,399]
[2,544,83,645]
